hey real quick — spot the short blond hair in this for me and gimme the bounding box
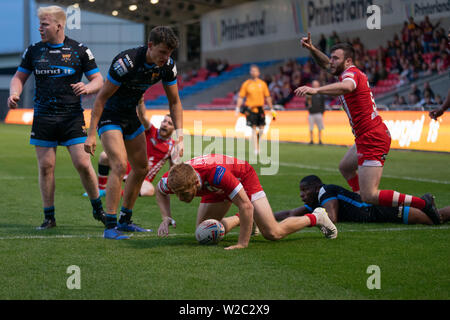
[167,163,198,193]
[38,6,67,28]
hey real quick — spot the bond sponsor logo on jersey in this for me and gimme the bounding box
[35,65,76,77]
[113,58,128,77]
[49,50,61,54]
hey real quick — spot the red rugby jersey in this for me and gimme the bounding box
[338,66,383,137]
[158,154,250,200]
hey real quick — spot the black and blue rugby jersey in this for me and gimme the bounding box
[305,184,404,223]
[105,46,177,114]
[19,36,99,116]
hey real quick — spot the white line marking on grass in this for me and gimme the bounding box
[278,162,450,185]
[337,225,450,233]
[0,225,448,241]
[0,233,194,240]
[0,176,78,180]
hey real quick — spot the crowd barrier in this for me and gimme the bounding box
[5,109,449,152]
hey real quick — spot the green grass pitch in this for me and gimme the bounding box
[0,123,449,300]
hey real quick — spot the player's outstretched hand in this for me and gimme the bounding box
[7,94,20,109]
[429,107,444,120]
[71,82,89,96]
[224,243,247,250]
[158,220,170,237]
[300,32,313,50]
[84,135,96,156]
[294,86,318,97]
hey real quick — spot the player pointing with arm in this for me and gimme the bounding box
[294,33,441,225]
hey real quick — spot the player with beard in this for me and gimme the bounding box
[294,34,440,225]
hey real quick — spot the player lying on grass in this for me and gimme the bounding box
[85,99,177,198]
[155,154,337,250]
[274,175,449,225]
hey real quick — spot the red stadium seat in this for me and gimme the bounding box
[211,97,233,105]
[387,73,400,80]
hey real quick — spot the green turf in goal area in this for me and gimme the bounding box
[0,123,448,300]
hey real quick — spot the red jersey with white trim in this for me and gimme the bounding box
[158,154,250,200]
[145,124,174,182]
[338,66,383,137]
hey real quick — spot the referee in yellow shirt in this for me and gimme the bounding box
[235,64,274,156]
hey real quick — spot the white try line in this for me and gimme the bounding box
[278,162,450,185]
[0,225,448,241]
